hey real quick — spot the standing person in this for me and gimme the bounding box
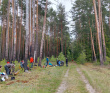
[57,59,59,66]
[66,58,68,67]
[46,57,49,66]
[30,57,34,68]
[0,65,2,71]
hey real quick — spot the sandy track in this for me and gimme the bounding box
[56,69,69,93]
[77,68,96,93]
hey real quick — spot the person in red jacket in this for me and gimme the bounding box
[30,57,34,68]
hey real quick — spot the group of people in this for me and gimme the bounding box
[0,56,34,76]
[20,56,34,71]
[0,57,34,81]
[46,57,68,67]
[0,56,68,81]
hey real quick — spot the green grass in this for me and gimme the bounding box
[2,62,110,93]
[64,64,88,93]
[80,64,110,93]
[0,65,68,93]
[0,62,89,93]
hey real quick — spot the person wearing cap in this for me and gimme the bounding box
[4,62,15,75]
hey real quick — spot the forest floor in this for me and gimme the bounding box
[0,62,110,93]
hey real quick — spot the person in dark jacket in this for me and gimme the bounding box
[57,58,59,66]
[0,65,2,71]
[46,57,49,66]
[4,62,15,75]
[66,58,68,67]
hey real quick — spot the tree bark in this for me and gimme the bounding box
[2,20,6,59]
[38,0,48,66]
[24,0,29,70]
[31,0,35,57]
[101,20,106,61]
[5,0,10,60]
[29,0,32,57]
[0,0,1,7]
[47,35,48,57]
[25,0,29,59]
[93,0,103,65]
[13,0,17,61]
[16,2,19,61]
[90,27,97,62]
[18,0,22,61]
[65,39,66,57]
[57,27,58,57]
[54,25,56,57]
[49,27,52,57]
[61,19,63,53]
[0,0,2,60]
[35,0,38,63]
[109,3,110,31]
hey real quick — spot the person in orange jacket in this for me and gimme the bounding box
[30,57,34,68]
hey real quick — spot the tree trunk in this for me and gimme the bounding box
[59,38,60,53]
[47,35,48,56]
[49,27,52,57]
[2,20,6,59]
[0,0,1,7]
[25,0,29,59]
[31,0,35,57]
[54,25,56,57]
[49,36,50,57]
[18,0,22,61]
[61,19,63,53]
[44,34,45,58]
[5,0,10,60]
[108,4,110,60]
[35,0,38,63]
[101,21,106,61]
[16,2,19,61]
[38,0,48,66]
[24,0,29,70]
[29,0,32,57]
[90,27,97,62]
[30,3,33,56]
[93,0,103,65]
[65,39,66,57]
[57,28,58,57]
[0,0,2,60]
[10,0,14,61]
[13,0,17,61]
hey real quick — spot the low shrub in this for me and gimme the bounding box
[76,51,86,64]
[41,57,46,65]
[93,62,100,66]
[50,55,56,62]
[58,52,66,62]
[106,56,110,63]
[104,61,109,65]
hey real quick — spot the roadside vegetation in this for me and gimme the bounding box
[80,64,110,93]
[0,65,67,93]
